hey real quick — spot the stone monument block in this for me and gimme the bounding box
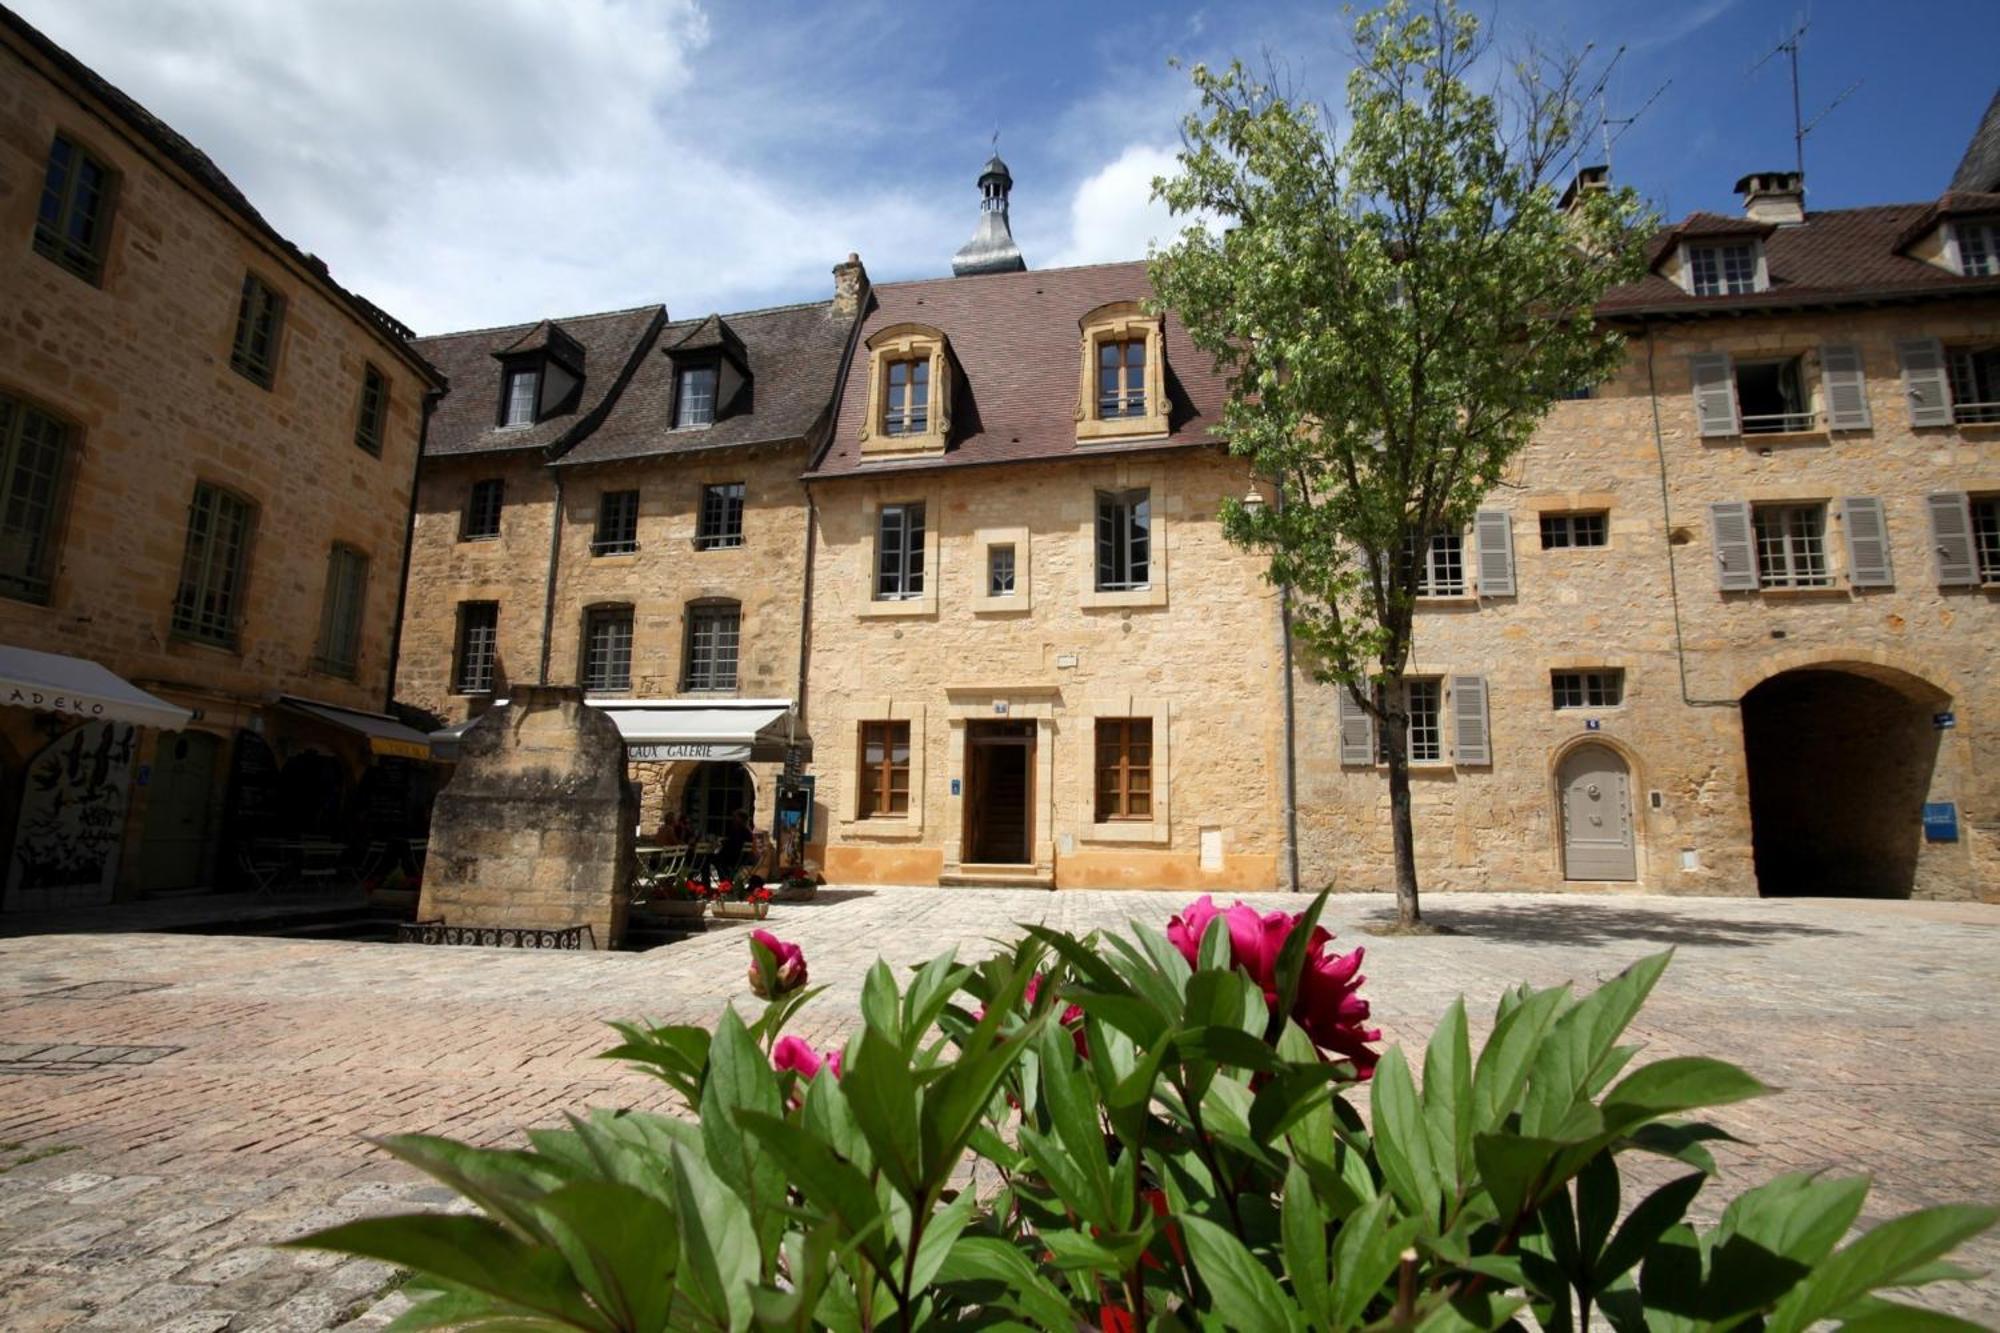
[418,685,635,949]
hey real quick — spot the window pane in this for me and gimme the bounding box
[457,603,499,693]
[1972,498,2000,582]
[34,134,111,283]
[988,544,1015,596]
[505,369,539,426]
[230,275,283,387]
[355,366,388,454]
[697,481,745,549]
[685,603,740,691]
[172,485,252,645]
[464,479,503,539]
[0,396,68,602]
[583,608,633,691]
[676,365,718,427]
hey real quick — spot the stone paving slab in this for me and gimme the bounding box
[0,887,1994,1327]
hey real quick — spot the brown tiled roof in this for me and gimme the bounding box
[0,3,441,386]
[1604,201,2000,317]
[807,261,1227,480]
[414,305,663,458]
[558,300,854,468]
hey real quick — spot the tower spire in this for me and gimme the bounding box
[952,149,1026,276]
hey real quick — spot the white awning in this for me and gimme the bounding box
[279,695,436,761]
[429,698,807,764]
[0,645,191,731]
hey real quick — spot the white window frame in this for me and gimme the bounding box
[1095,488,1152,592]
[1752,503,1832,589]
[503,368,539,427]
[1688,241,1764,296]
[1551,669,1624,709]
[1951,220,2000,277]
[874,502,926,601]
[1539,512,1608,549]
[1375,678,1445,764]
[1972,496,2000,586]
[675,364,718,429]
[1407,531,1467,597]
[1944,345,2000,425]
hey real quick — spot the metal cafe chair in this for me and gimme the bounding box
[236,843,287,897]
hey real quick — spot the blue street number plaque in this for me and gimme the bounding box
[1934,711,1956,730]
[950,778,961,797]
[1922,802,1959,843]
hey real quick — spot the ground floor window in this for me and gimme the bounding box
[1094,718,1153,821]
[682,762,752,841]
[1551,669,1624,708]
[858,721,910,817]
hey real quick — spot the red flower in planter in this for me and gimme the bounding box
[1166,895,1380,1078]
[747,930,807,998]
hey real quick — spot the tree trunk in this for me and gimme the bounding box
[1383,698,1422,926]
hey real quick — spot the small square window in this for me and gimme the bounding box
[592,490,639,555]
[1539,512,1608,549]
[462,479,504,541]
[676,364,718,428]
[697,482,745,550]
[503,368,539,427]
[1690,242,1759,296]
[34,133,114,285]
[1736,357,1812,434]
[1752,503,1830,589]
[988,544,1016,597]
[1551,669,1624,708]
[230,274,285,388]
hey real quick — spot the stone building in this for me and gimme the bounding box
[0,9,442,910]
[1292,170,2000,901]
[394,275,859,844]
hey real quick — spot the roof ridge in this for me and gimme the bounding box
[663,296,836,327]
[416,301,666,344]
[870,257,1149,291]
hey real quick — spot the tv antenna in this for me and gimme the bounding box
[1600,76,1671,179]
[1751,20,1861,178]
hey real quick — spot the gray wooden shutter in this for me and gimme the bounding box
[1820,344,1872,431]
[1474,510,1516,596]
[1709,501,1758,591]
[1897,338,1953,427]
[1841,497,1893,587]
[1450,675,1491,766]
[1928,491,1979,587]
[716,355,747,418]
[1691,352,1739,437]
[1336,688,1374,766]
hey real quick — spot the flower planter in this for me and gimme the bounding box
[712,901,770,921]
[649,900,708,920]
[773,883,818,904]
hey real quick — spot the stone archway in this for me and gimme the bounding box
[1740,662,1947,898]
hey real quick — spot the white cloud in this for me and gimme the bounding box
[1045,143,1187,269]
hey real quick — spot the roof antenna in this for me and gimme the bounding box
[1750,18,1861,179]
[1600,76,1671,180]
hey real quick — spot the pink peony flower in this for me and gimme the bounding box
[771,1035,843,1082]
[747,930,808,998]
[1025,972,1089,1056]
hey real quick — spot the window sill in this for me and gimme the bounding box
[1955,422,2000,435]
[860,596,937,619]
[972,596,1031,615]
[166,633,241,658]
[458,534,501,544]
[1075,417,1169,444]
[851,815,922,840]
[693,539,746,552]
[1414,592,1478,605]
[1738,429,1829,446]
[1755,585,1847,600]
[1082,820,1169,846]
[1080,584,1166,610]
[590,549,640,560]
[669,423,714,433]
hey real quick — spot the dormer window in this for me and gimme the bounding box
[1954,221,1999,276]
[675,363,718,428]
[884,357,930,435]
[1689,242,1760,296]
[860,324,951,457]
[492,320,584,429]
[1076,302,1168,441]
[503,367,539,426]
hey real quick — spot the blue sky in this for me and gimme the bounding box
[15,0,1995,335]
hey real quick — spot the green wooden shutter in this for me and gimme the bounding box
[1820,344,1872,431]
[1927,491,1978,586]
[1336,687,1374,766]
[1710,501,1758,591]
[1690,353,1739,437]
[1840,497,1893,587]
[1897,338,1953,427]
[1450,675,1491,766]
[1474,509,1515,596]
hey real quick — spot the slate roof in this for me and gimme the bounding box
[808,261,1227,480]
[1950,89,2000,194]
[1601,200,2000,318]
[0,3,441,386]
[557,300,854,468]
[413,305,663,458]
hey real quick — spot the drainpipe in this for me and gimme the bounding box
[538,469,565,685]
[383,388,439,713]
[1646,325,1739,711]
[796,486,817,732]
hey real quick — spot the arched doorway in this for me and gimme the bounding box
[1741,666,1944,898]
[138,730,221,893]
[682,762,754,840]
[1557,743,1637,881]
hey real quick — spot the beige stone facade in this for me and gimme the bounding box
[0,17,441,905]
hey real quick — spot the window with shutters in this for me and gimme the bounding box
[1096,489,1151,591]
[674,363,718,428]
[1735,357,1813,434]
[1688,242,1761,296]
[354,364,389,455]
[462,478,504,540]
[34,133,115,285]
[1551,670,1623,709]
[230,273,285,388]
[987,544,1017,597]
[1752,504,1831,589]
[1945,347,2000,425]
[683,601,740,692]
[0,392,73,604]
[592,490,639,555]
[581,606,633,692]
[502,367,540,427]
[171,483,254,646]
[1540,512,1608,549]
[1376,679,1444,764]
[1973,497,2000,585]
[858,721,911,817]
[1953,221,2000,277]
[697,482,745,549]
[874,502,926,600]
[313,545,368,678]
[1405,532,1467,596]
[1095,719,1153,821]
[454,602,499,694]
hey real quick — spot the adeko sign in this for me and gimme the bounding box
[627,741,752,763]
[7,687,108,718]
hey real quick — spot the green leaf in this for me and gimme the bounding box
[1270,888,1331,1022]
[932,1235,1078,1333]
[1834,1301,1991,1331]
[1421,998,1473,1194]
[1328,1194,1419,1331]
[1471,984,1568,1132]
[699,1007,788,1268]
[1371,1046,1441,1224]
[737,1109,890,1273]
[1600,1057,1769,1134]
[860,959,900,1042]
[1574,1149,1619,1280]
[1176,1023,1283,1073]
[530,1182,678,1333]
[918,1011,1040,1195]
[1520,952,1670,1140]
[1280,1159,1332,1331]
[1625,1119,1737,1176]
[1472,1131,1564,1222]
[669,1141,758,1333]
[1592,1172,1705,1295]
[289,1214,605,1330]
[841,1024,922,1196]
[1766,1204,2000,1333]
[364,1134,575,1242]
[1037,1024,1116,1223]
[1177,1214,1299,1333]
[1197,913,1234,973]
[1703,1171,1871,1312]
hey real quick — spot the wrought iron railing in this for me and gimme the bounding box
[396,920,596,950]
[1740,411,1817,435]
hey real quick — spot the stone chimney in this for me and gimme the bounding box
[832,253,868,318]
[1737,170,1805,224]
[1560,165,1609,213]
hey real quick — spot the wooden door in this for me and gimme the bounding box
[964,722,1034,866]
[1558,744,1636,881]
[139,731,220,892]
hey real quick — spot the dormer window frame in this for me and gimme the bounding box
[673,358,721,430]
[1947,219,2000,278]
[1076,302,1168,442]
[1685,239,1768,297]
[859,323,952,458]
[499,361,542,429]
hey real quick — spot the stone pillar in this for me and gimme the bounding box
[418,684,635,949]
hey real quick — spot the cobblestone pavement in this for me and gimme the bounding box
[0,887,1995,1328]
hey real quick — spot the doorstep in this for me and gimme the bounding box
[938,864,1056,890]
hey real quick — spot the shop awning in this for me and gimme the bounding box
[0,645,191,730]
[428,699,808,764]
[279,695,436,761]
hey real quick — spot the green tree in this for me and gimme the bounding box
[1151,0,1653,925]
